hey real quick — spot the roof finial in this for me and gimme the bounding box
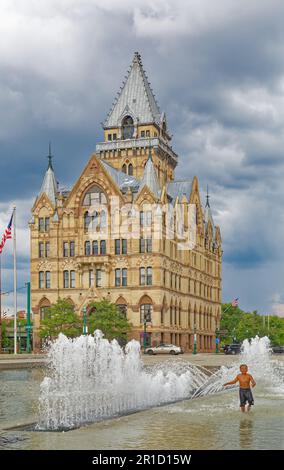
[206,185,210,207]
[47,142,53,170]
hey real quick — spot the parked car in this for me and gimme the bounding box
[224,343,241,355]
[221,344,230,353]
[272,345,284,354]
[145,343,183,355]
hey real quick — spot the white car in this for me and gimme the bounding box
[145,343,183,355]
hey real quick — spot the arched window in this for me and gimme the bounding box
[128,163,133,176]
[122,164,127,174]
[122,115,134,139]
[82,185,107,206]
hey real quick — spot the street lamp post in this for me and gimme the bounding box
[26,281,31,353]
[215,328,219,354]
[18,321,21,354]
[143,318,147,354]
[193,325,197,355]
[83,306,87,335]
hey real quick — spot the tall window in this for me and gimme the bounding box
[146,267,152,285]
[45,271,51,289]
[140,267,146,286]
[161,308,164,324]
[63,242,69,257]
[70,241,75,257]
[45,242,50,258]
[45,218,50,231]
[39,242,44,258]
[122,239,127,255]
[100,211,107,229]
[85,240,91,256]
[93,240,98,255]
[115,269,121,287]
[89,269,94,287]
[122,164,127,174]
[122,268,127,286]
[146,238,152,252]
[63,270,69,288]
[128,163,133,176]
[122,115,134,139]
[39,218,45,232]
[100,240,106,255]
[115,239,120,255]
[96,269,102,288]
[39,271,44,289]
[84,212,91,230]
[140,304,152,324]
[139,237,145,253]
[70,270,75,288]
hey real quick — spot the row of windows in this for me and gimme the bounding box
[84,211,107,230]
[107,129,157,142]
[85,240,106,256]
[39,237,153,259]
[38,266,153,289]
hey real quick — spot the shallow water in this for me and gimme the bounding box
[0,368,283,450]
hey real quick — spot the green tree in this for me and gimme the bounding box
[220,303,284,346]
[39,298,82,339]
[87,300,131,342]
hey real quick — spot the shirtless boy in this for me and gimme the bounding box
[223,364,256,412]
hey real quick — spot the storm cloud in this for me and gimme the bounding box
[1,0,284,314]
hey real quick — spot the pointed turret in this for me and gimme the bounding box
[104,52,163,129]
[39,144,58,206]
[137,150,160,199]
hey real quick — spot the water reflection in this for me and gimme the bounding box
[239,416,253,449]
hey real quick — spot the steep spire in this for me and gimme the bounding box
[47,142,53,170]
[104,52,163,128]
[137,149,160,199]
[39,145,58,206]
[204,185,214,232]
[205,185,210,207]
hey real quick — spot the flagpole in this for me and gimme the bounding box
[0,255,2,354]
[13,206,17,355]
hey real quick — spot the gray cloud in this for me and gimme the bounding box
[0,0,284,314]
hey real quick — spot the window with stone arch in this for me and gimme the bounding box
[122,115,134,139]
[82,184,107,206]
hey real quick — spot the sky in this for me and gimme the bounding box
[1,0,284,316]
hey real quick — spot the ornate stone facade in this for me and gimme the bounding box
[30,53,222,352]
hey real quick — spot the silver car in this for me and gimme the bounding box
[145,343,183,355]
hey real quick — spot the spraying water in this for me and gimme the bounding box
[37,333,284,431]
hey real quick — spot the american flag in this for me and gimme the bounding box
[0,213,13,255]
[231,298,239,307]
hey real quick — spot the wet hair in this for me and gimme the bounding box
[240,364,248,369]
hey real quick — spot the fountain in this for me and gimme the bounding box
[37,332,284,431]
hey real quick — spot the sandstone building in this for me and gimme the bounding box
[30,53,222,352]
